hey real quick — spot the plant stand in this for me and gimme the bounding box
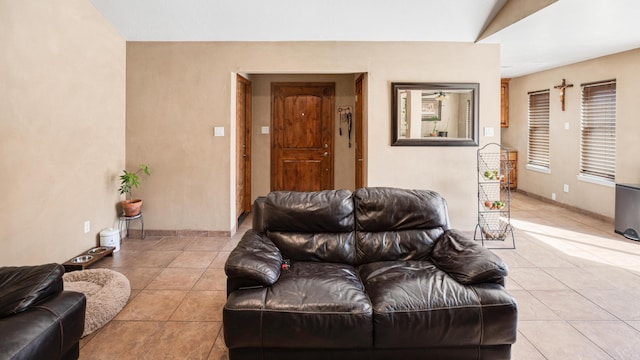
[119,212,145,239]
[474,143,515,248]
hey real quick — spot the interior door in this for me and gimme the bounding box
[355,75,364,188]
[236,75,252,220]
[271,83,335,192]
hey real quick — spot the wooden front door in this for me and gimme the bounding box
[271,83,335,192]
[236,75,252,219]
[355,75,364,188]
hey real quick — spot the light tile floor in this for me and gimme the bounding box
[79,192,640,359]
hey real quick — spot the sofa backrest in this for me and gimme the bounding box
[263,189,357,264]
[252,196,267,231]
[354,187,450,264]
[256,187,452,265]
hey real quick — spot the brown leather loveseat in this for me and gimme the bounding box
[224,187,518,360]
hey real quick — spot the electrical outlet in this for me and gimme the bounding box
[84,221,90,234]
[551,193,556,200]
[563,184,569,193]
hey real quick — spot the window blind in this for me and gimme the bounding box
[580,80,616,181]
[528,90,550,168]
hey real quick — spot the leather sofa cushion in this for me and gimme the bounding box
[431,229,508,285]
[264,190,354,233]
[355,229,443,264]
[268,232,356,264]
[264,189,356,264]
[354,188,448,264]
[358,260,517,348]
[0,263,64,317]
[225,229,283,286]
[224,262,372,350]
[354,187,449,232]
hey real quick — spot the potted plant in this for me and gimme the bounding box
[430,122,439,137]
[118,164,151,216]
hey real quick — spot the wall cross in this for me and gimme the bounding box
[554,78,574,111]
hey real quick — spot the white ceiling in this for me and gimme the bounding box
[90,0,640,78]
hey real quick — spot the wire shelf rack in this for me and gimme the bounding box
[474,143,515,248]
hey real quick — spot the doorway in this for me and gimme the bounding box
[271,82,335,192]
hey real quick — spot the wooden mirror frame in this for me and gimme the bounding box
[391,82,480,146]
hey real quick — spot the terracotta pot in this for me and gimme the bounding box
[122,199,143,216]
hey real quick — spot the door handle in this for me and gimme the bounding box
[322,152,328,157]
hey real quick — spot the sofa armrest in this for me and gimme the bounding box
[225,229,283,287]
[431,230,508,285]
[0,291,85,360]
[0,263,64,318]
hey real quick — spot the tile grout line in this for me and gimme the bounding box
[535,267,620,321]
[515,328,550,360]
[564,321,617,360]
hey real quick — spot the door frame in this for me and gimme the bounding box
[355,74,365,188]
[236,74,252,218]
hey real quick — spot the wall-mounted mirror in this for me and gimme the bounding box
[391,82,479,146]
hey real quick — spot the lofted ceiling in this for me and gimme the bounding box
[90,0,640,78]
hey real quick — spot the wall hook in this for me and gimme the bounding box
[338,106,352,114]
[337,106,353,147]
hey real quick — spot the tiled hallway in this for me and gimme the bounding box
[79,192,640,359]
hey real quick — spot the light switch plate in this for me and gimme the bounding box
[484,127,495,137]
[261,126,269,134]
[214,127,224,137]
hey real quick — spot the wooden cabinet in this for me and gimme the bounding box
[501,149,517,190]
[500,78,510,128]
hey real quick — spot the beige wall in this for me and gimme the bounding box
[127,42,500,232]
[502,48,640,218]
[0,0,126,265]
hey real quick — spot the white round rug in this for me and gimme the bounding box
[63,268,131,337]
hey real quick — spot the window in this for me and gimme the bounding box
[580,80,616,181]
[527,90,550,169]
[420,95,440,121]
